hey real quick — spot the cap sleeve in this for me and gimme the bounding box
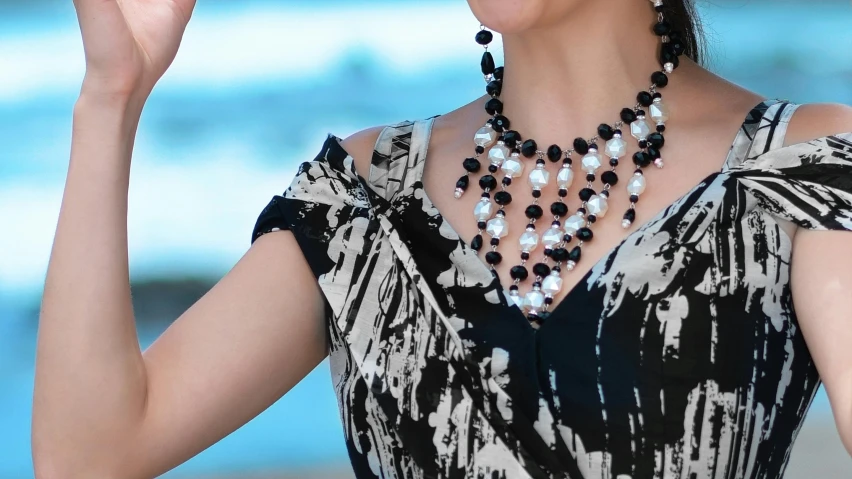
[730,133,852,231]
[251,134,373,273]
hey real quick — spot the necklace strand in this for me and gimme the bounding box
[455,0,685,324]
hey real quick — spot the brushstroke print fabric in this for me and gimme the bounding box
[252,99,852,478]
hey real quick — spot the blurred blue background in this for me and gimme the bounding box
[1,1,851,478]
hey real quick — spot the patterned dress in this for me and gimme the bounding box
[252,99,852,479]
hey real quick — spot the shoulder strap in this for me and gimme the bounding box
[368,117,437,201]
[724,99,800,170]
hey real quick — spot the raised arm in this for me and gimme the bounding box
[33,2,328,477]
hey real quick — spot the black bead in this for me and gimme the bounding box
[638,139,648,149]
[537,311,551,323]
[563,234,573,243]
[657,124,666,132]
[479,175,497,190]
[597,123,615,141]
[456,175,469,190]
[551,248,569,262]
[488,164,498,173]
[652,71,669,88]
[576,207,586,215]
[587,215,597,224]
[550,202,569,217]
[670,37,686,56]
[502,176,512,186]
[647,132,665,148]
[568,246,582,262]
[502,130,521,147]
[532,263,551,278]
[525,204,544,219]
[577,227,594,241]
[485,251,503,265]
[486,80,502,97]
[609,158,619,167]
[490,238,500,246]
[636,109,646,118]
[558,188,568,198]
[660,45,680,69]
[475,145,485,154]
[475,29,493,45]
[544,297,553,305]
[481,51,496,75]
[654,3,664,12]
[629,194,640,203]
[546,144,563,163]
[485,98,503,115]
[462,157,481,173]
[653,21,671,36]
[521,139,538,158]
[532,190,541,198]
[521,251,530,260]
[510,265,529,281]
[584,174,595,183]
[633,151,652,167]
[620,108,637,124]
[493,66,504,80]
[492,115,510,131]
[579,187,595,202]
[647,146,661,159]
[471,234,483,251]
[652,92,662,100]
[599,189,609,198]
[624,208,636,222]
[573,137,589,155]
[601,170,619,186]
[637,91,653,107]
[477,221,487,229]
[494,191,512,205]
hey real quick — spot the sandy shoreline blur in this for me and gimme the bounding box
[194,414,849,479]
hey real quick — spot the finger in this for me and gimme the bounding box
[171,0,198,28]
[71,0,134,57]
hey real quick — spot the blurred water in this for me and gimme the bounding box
[1,1,850,478]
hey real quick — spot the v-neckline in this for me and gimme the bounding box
[405,98,777,330]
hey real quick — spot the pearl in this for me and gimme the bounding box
[501,155,524,178]
[486,216,509,238]
[557,165,574,188]
[473,198,493,221]
[518,230,540,252]
[586,194,609,218]
[581,150,603,174]
[654,157,665,168]
[522,289,546,312]
[541,227,562,248]
[542,272,563,296]
[622,219,633,229]
[627,174,647,195]
[454,188,464,199]
[474,125,498,148]
[630,116,653,141]
[488,142,510,166]
[528,165,551,190]
[650,98,669,124]
[664,62,674,74]
[605,136,627,158]
[564,213,586,235]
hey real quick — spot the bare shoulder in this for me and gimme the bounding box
[340,125,386,177]
[786,102,852,146]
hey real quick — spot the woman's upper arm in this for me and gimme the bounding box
[125,230,327,478]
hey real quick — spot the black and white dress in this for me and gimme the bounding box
[252,99,852,479]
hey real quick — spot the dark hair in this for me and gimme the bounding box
[665,0,704,64]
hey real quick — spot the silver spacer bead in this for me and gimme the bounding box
[454,188,464,199]
[622,219,633,229]
[664,62,674,74]
[654,157,665,168]
[565,260,577,271]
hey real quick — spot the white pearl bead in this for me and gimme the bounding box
[650,98,669,124]
[473,198,493,221]
[474,125,497,148]
[627,174,647,195]
[542,272,563,296]
[522,290,546,312]
[564,214,586,235]
[586,194,609,218]
[501,155,524,178]
[605,136,627,159]
[486,216,509,238]
[518,230,539,252]
[541,227,562,248]
[528,166,550,190]
[488,142,510,166]
[581,150,603,174]
[630,116,653,141]
[556,165,574,188]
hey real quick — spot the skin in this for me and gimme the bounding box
[32,0,852,477]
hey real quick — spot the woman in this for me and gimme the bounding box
[32,0,852,478]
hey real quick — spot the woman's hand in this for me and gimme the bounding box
[73,0,196,99]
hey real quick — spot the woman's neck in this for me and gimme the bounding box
[498,0,685,146]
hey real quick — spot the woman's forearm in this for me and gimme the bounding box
[33,92,150,476]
